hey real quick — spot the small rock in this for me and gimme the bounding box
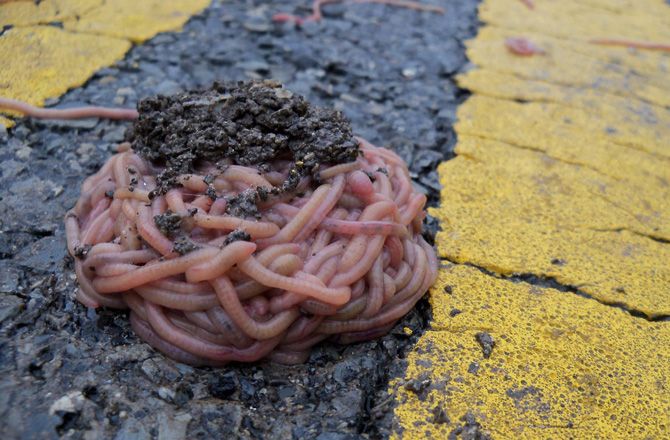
[77,142,97,156]
[321,2,346,18]
[116,87,136,97]
[49,391,85,416]
[244,18,271,33]
[330,389,363,418]
[0,263,22,293]
[151,34,176,45]
[0,294,24,324]
[158,412,192,440]
[114,419,152,440]
[12,125,30,141]
[208,374,236,399]
[173,384,193,407]
[475,332,495,359]
[158,386,175,402]
[15,146,31,159]
[402,67,417,78]
[98,75,117,85]
[14,236,63,272]
[432,405,449,424]
[316,432,357,440]
[102,126,128,143]
[155,80,184,96]
[412,149,443,171]
[237,60,270,73]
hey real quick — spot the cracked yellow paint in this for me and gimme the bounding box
[0,0,211,127]
[457,96,670,187]
[393,266,670,439]
[394,0,670,437]
[457,70,670,160]
[466,27,670,107]
[433,135,670,316]
[0,0,102,28]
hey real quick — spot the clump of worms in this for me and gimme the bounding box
[65,80,438,365]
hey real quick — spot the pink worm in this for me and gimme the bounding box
[273,0,445,25]
[0,97,138,120]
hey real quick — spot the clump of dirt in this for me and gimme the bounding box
[127,79,359,201]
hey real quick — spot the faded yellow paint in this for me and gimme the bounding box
[456,96,670,187]
[480,0,670,43]
[432,135,670,317]
[466,27,670,107]
[63,0,211,44]
[457,70,670,160]
[0,26,131,107]
[0,0,102,27]
[0,0,211,127]
[0,116,14,129]
[393,266,670,439]
[394,0,670,437]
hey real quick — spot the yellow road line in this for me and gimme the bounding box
[395,266,670,439]
[0,0,212,128]
[393,0,670,438]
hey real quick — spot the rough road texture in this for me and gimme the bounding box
[0,1,479,438]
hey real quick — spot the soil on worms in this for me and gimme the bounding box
[129,79,359,211]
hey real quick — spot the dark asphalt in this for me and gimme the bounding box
[0,1,479,438]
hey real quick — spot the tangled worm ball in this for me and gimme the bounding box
[66,138,438,365]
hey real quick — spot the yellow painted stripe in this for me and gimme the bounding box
[0,26,131,122]
[394,265,670,439]
[393,0,670,438]
[0,0,212,128]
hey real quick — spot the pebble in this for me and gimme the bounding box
[116,87,136,96]
[0,294,24,324]
[113,419,152,440]
[102,126,127,143]
[155,79,184,96]
[158,386,175,402]
[243,19,271,33]
[158,413,192,440]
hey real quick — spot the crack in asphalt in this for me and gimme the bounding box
[586,227,670,245]
[458,132,620,180]
[481,65,670,111]
[440,258,670,322]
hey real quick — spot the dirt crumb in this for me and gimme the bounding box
[475,332,495,359]
[128,79,359,200]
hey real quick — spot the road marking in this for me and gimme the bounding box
[393,0,670,437]
[0,0,211,128]
[394,265,670,439]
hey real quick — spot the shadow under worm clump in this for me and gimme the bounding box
[128,79,360,198]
